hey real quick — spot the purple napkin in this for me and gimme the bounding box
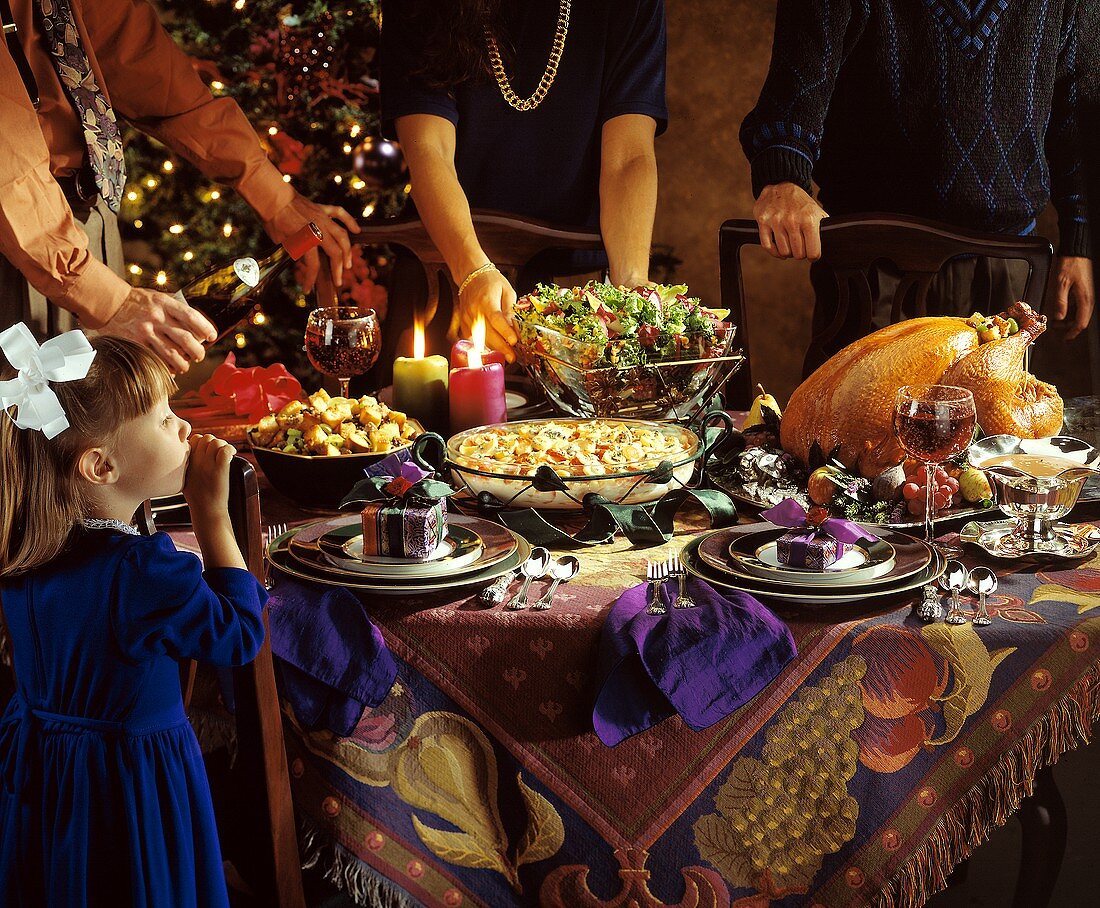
[267,576,397,736]
[592,577,796,746]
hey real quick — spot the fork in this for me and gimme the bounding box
[670,552,696,609]
[263,522,288,590]
[645,559,669,615]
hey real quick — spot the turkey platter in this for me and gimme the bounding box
[781,301,1063,478]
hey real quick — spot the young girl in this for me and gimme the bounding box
[0,324,266,907]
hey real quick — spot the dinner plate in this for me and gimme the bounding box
[684,532,944,607]
[269,522,530,595]
[727,531,896,585]
[697,525,933,593]
[318,524,492,578]
[288,514,517,581]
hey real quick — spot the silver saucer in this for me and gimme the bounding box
[960,519,1100,561]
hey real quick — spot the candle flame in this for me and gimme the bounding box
[469,316,486,368]
[413,316,424,360]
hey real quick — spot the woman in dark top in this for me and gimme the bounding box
[379,0,668,362]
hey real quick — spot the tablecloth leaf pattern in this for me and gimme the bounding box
[247,515,1100,908]
[920,624,1016,745]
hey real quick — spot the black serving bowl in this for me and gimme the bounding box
[250,420,424,510]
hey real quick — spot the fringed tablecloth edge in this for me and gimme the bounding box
[300,816,426,908]
[874,658,1100,908]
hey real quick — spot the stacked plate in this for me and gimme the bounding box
[268,513,529,595]
[682,524,944,607]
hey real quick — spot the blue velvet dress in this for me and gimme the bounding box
[0,526,266,907]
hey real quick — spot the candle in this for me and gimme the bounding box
[451,337,506,369]
[449,318,508,432]
[393,319,449,433]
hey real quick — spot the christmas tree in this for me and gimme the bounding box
[119,0,408,385]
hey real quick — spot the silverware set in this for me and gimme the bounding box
[918,559,997,625]
[477,547,579,611]
[262,522,288,591]
[645,553,694,616]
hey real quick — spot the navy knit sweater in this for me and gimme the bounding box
[740,0,1091,256]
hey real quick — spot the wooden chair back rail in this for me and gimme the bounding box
[719,213,1055,408]
[162,458,304,908]
[349,209,604,325]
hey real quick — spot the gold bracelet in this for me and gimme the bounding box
[458,262,498,297]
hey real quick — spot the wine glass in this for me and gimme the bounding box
[305,307,380,399]
[892,385,977,555]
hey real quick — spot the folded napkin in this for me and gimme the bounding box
[592,577,796,746]
[267,576,397,737]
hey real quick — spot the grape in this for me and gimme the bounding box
[902,482,921,501]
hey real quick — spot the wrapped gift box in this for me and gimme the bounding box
[361,498,447,559]
[776,529,843,571]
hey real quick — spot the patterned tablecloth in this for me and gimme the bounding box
[232,500,1100,908]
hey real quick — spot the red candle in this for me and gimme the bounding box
[451,337,506,369]
[449,318,508,432]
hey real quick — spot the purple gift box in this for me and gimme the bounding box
[776,529,844,570]
[361,498,447,559]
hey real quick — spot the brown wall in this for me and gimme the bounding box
[655,0,812,404]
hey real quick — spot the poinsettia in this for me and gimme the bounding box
[197,353,303,422]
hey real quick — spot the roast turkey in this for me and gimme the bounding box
[780,302,1063,478]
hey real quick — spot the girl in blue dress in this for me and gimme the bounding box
[0,324,267,907]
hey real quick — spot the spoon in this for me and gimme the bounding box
[531,555,580,611]
[505,547,551,611]
[939,560,969,625]
[966,566,996,627]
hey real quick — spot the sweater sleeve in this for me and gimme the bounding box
[739,0,858,198]
[1046,0,1091,258]
[111,533,267,667]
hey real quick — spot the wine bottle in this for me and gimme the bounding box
[180,222,323,342]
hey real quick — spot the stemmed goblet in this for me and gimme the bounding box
[892,385,976,556]
[304,306,380,399]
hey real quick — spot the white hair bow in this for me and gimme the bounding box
[0,323,96,439]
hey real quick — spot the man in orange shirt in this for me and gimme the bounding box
[0,0,358,373]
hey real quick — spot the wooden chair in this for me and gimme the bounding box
[162,458,304,908]
[352,208,605,330]
[718,213,1054,409]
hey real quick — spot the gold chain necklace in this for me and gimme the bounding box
[485,0,571,112]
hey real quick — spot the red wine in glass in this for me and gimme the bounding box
[893,385,976,552]
[305,307,380,398]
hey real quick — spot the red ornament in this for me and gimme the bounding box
[805,505,830,528]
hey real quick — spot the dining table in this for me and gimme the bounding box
[165,398,1100,908]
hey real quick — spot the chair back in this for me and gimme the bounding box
[719,213,1054,407]
[155,458,304,908]
[352,209,604,327]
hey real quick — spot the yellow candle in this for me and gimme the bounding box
[393,320,449,433]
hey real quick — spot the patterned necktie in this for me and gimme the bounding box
[33,0,126,211]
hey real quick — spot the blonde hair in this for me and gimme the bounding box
[0,336,176,577]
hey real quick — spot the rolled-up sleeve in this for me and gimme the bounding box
[84,0,296,224]
[0,43,130,326]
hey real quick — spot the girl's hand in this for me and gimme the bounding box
[183,434,235,518]
[458,270,518,362]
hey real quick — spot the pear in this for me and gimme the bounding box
[743,383,783,430]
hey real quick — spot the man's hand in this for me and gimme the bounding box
[264,193,360,293]
[457,269,518,363]
[753,183,829,261]
[99,287,217,374]
[1051,256,1095,341]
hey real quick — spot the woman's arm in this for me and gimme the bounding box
[396,114,519,358]
[600,114,659,287]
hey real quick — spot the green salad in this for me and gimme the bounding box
[513,282,731,368]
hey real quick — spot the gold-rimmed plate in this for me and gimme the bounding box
[699,525,931,591]
[316,522,494,579]
[269,520,529,595]
[727,530,896,585]
[684,531,943,607]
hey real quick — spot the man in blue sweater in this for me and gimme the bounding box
[741,1,1093,369]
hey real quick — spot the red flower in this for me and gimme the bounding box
[382,476,414,498]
